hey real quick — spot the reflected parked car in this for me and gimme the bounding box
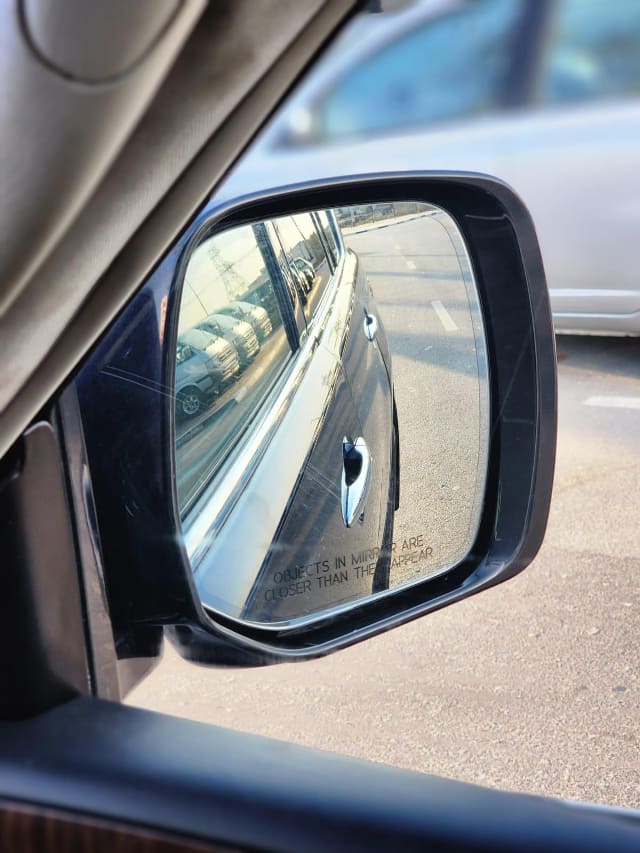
[286,260,312,301]
[175,341,221,419]
[234,0,640,335]
[216,301,273,341]
[178,328,240,396]
[196,313,260,368]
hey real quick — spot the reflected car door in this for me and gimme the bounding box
[321,212,395,591]
[237,215,393,624]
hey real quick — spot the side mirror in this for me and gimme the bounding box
[70,173,556,666]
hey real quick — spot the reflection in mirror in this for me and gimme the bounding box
[174,202,489,628]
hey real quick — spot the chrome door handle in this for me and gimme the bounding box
[363,310,378,342]
[341,436,372,527]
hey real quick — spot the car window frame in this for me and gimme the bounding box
[530,0,640,110]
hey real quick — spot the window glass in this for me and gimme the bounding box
[175,224,293,516]
[272,214,333,322]
[540,0,640,105]
[314,0,524,140]
[315,210,340,268]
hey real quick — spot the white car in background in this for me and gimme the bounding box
[225,0,640,335]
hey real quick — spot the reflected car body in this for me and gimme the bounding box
[216,301,273,341]
[235,0,640,335]
[196,313,260,367]
[179,328,240,387]
[186,211,398,625]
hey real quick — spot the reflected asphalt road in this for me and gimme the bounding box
[129,278,640,808]
[344,213,487,587]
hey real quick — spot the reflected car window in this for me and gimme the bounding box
[272,214,334,322]
[315,0,524,140]
[315,210,340,267]
[540,0,640,105]
[176,224,294,515]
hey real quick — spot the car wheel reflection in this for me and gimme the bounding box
[177,386,206,419]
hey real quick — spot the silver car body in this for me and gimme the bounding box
[223,0,640,335]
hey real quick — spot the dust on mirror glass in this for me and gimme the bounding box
[174,202,489,628]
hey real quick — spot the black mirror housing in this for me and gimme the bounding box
[66,172,556,667]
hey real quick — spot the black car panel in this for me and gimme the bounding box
[338,252,395,591]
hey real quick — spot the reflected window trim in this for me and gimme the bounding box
[295,219,348,352]
[269,215,324,320]
[263,219,310,338]
[314,210,341,269]
[253,221,303,351]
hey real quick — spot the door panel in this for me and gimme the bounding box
[0,698,638,853]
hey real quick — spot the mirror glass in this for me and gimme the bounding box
[174,202,489,627]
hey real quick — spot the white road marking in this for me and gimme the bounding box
[406,259,417,270]
[394,243,401,251]
[584,396,640,410]
[431,300,458,332]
